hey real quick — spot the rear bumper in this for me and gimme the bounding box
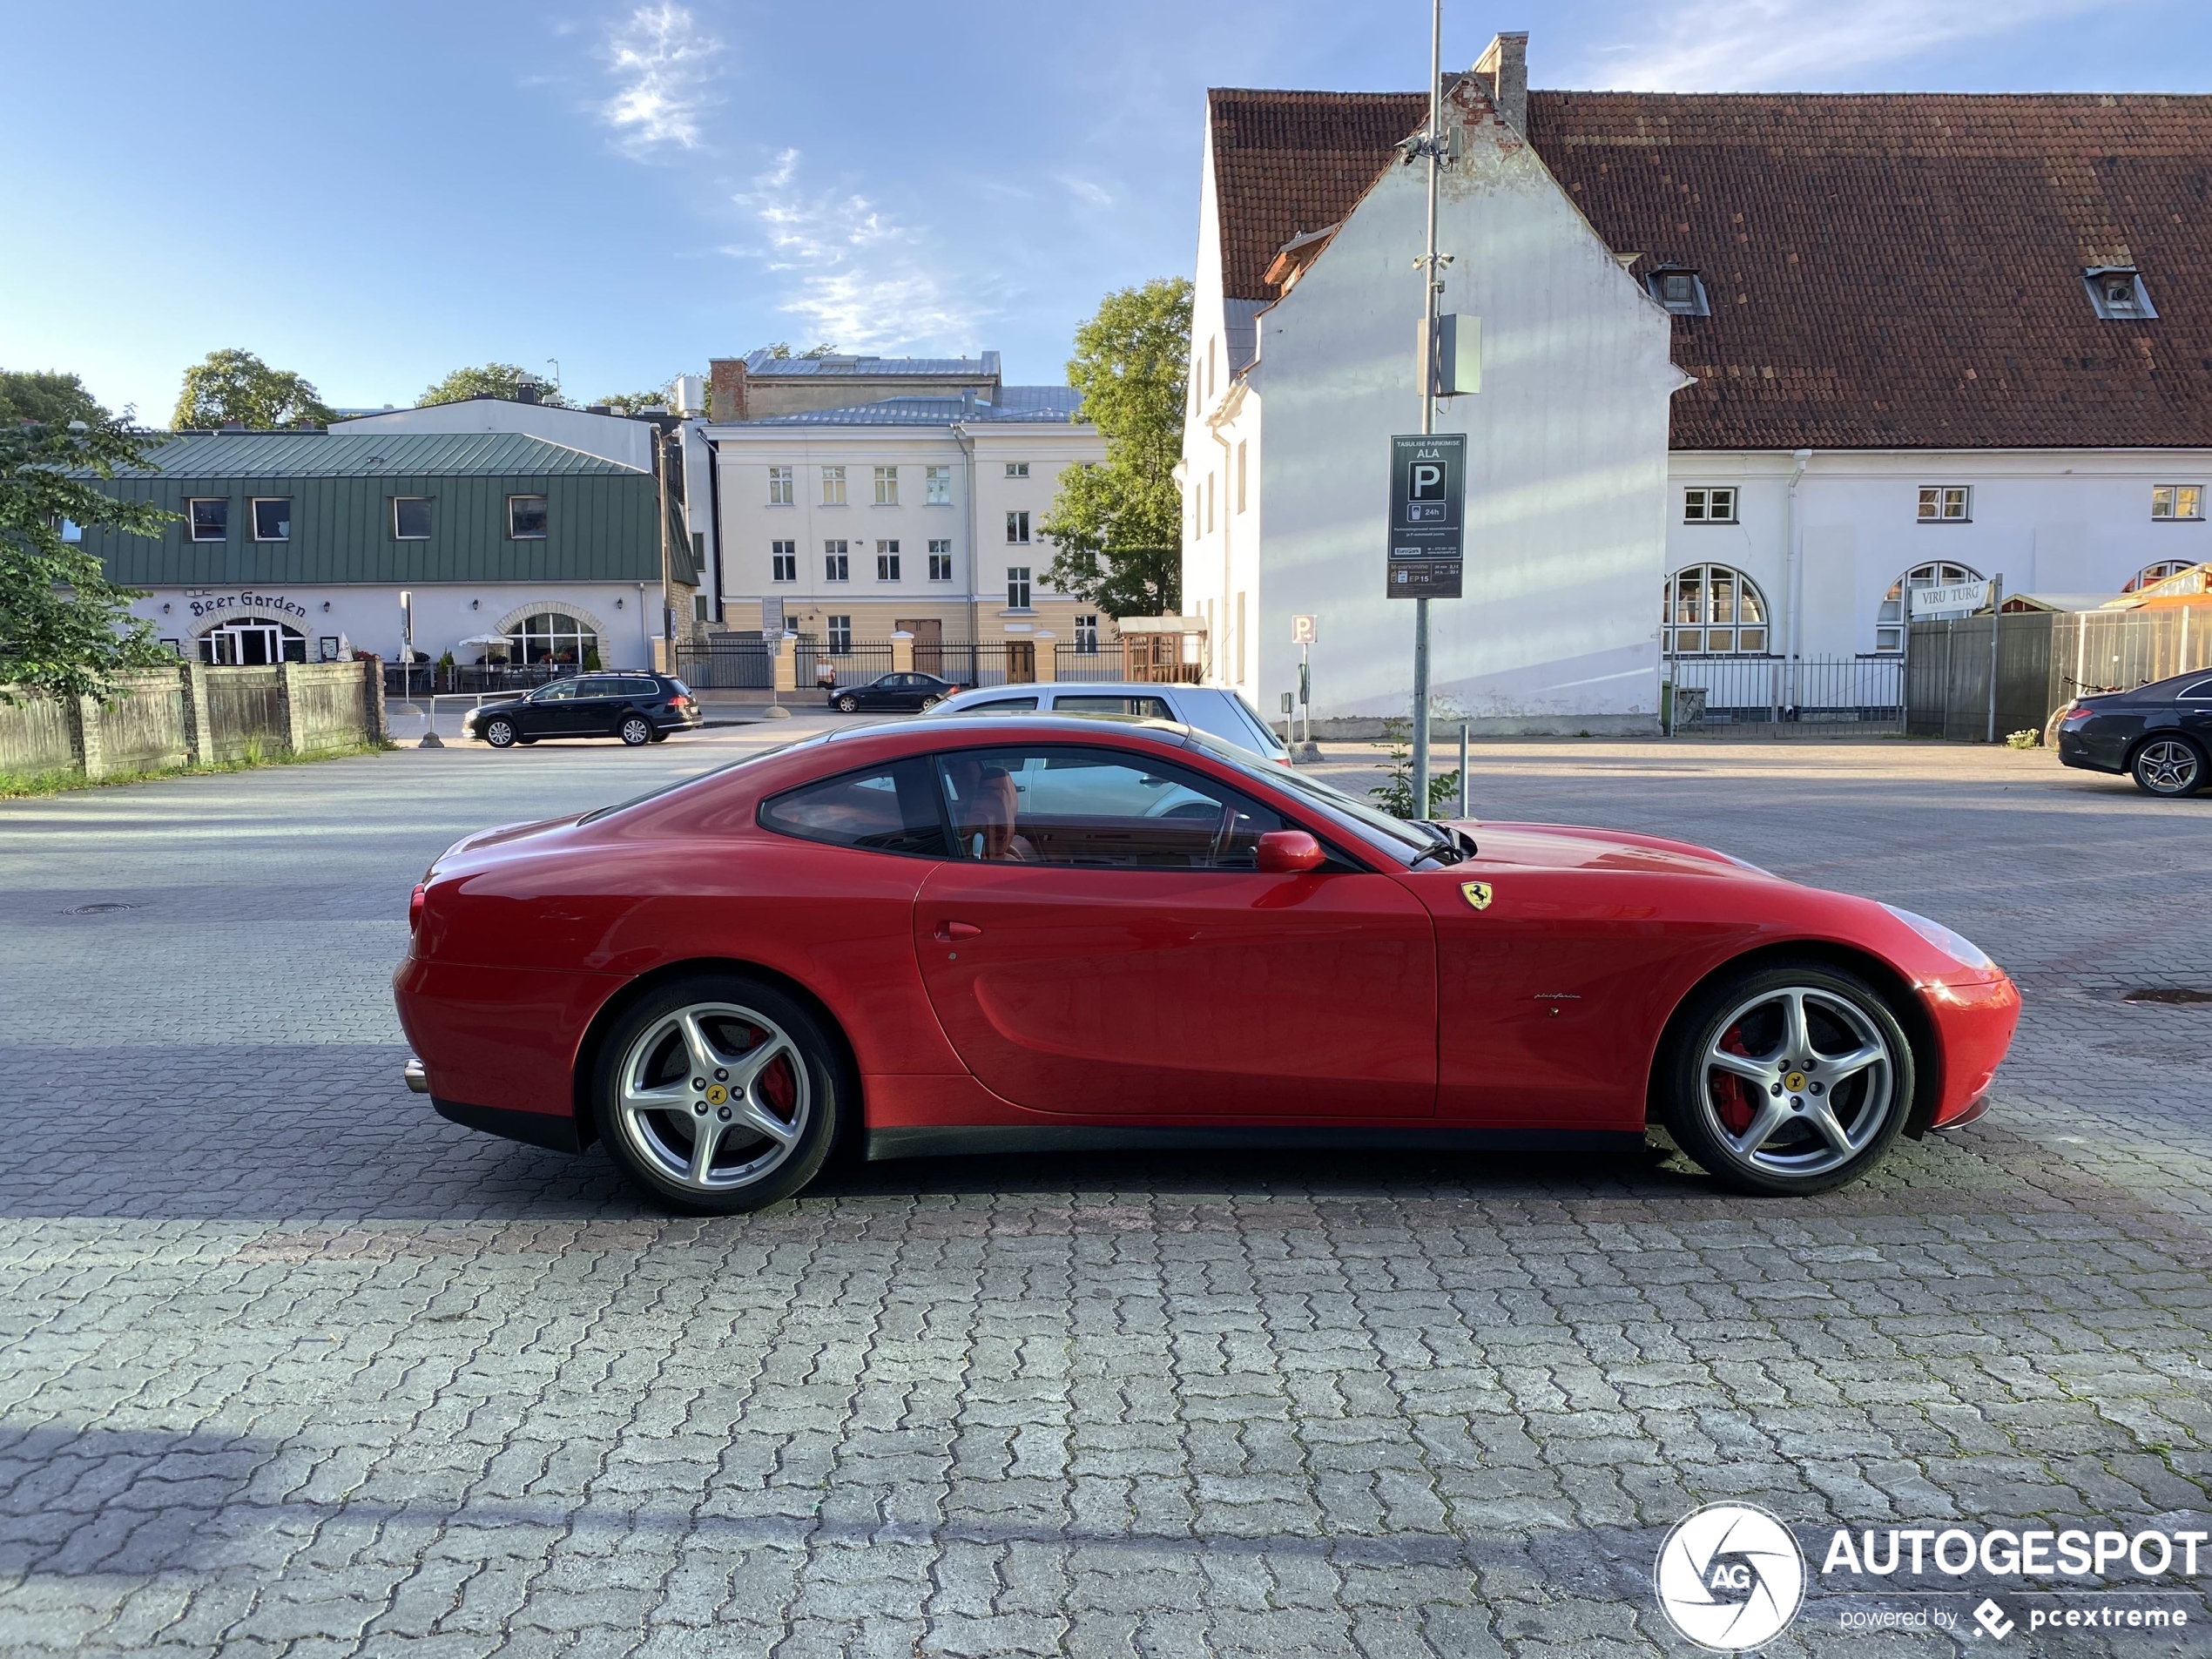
[435,1096,586,1154]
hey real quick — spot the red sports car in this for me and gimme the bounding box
[395,716,2019,1212]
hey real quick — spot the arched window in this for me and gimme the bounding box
[1877,561,1983,652]
[199,619,307,665]
[1662,564,1769,655]
[2126,559,2194,593]
[507,610,600,666]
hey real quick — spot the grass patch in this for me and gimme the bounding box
[0,738,395,799]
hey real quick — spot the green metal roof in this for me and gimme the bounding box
[91,431,640,481]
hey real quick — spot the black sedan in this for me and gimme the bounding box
[828,672,960,714]
[463,673,701,748]
[2055,669,2212,795]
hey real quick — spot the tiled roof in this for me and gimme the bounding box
[1211,86,2212,450]
[738,389,1086,427]
[743,351,1001,378]
[91,431,637,479]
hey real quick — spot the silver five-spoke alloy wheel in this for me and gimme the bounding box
[1697,984,1898,1180]
[610,1002,810,1194]
[2134,738,2203,797]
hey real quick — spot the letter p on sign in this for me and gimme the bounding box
[1411,462,1445,501]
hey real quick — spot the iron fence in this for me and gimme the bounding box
[1053,645,1121,683]
[794,636,897,691]
[1663,655,1905,730]
[384,661,575,698]
[673,639,774,690]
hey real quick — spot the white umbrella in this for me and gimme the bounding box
[457,633,509,649]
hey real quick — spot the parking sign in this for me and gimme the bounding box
[1386,434,1465,598]
[1291,615,1317,644]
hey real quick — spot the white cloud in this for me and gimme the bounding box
[600,3,722,154]
[1588,0,2110,90]
[1056,174,1115,209]
[728,149,978,351]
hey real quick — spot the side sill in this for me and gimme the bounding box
[865,1125,1649,1163]
[434,1097,585,1155]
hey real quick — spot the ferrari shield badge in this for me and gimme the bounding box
[1460,880,1494,912]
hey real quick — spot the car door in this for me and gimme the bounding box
[912,740,1437,1119]
[522,679,578,735]
[567,675,625,734]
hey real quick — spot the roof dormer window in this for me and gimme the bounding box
[1647,268,1710,317]
[2085,267,2156,320]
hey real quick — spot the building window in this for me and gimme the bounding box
[926,465,951,504]
[1005,462,1029,479]
[507,610,598,666]
[771,540,797,583]
[1877,561,1983,651]
[927,540,953,582]
[2151,485,2203,522]
[876,541,901,581]
[768,465,794,505]
[1648,269,1710,316]
[1916,486,1971,523]
[59,518,84,543]
[873,466,898,505]
[827,614,853,653]
[1662,563,1769,654]
[1007,566,1032,610]
[187,498,228,542]
[1683,486,1737,523]
[251,497,292,542]
[1005,509,1030,544]
[1076,613,1099,654]
[821,466,846,506]
[507,495,548,539]
[1236,442,1247,513]
[2127,559,2194,593]
[824,541,849,582]
[1206,473,1215,535]
[393,497,433,540]
[2085,267,2156,320]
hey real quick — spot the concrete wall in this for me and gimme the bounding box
[0,661,386,781]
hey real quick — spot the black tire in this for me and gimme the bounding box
[618,714,653,746]
[919,695,941,711]
[1657,959,1915,1197]
[483,718,518,748]
[590,974,846,1214]
[649,728,670,743]
[2130,735,2205,797]
[835,694,860,713]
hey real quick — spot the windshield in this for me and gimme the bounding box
[1177,727,1440,862]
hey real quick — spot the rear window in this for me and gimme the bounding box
[759,759,950,857]
[2182,679,2212,701]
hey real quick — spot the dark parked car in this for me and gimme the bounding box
[2055,669,2212,795]
[463,673,701,748]
[829,672,961,714]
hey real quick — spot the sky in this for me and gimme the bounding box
[4,0,2209,423]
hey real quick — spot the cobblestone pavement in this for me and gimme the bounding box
[2,729,2209,1657]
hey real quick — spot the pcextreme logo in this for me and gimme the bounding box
[1655,1503,1807,1650]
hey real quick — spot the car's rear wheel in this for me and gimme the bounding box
[919,694,941,711]
[2131,736,2204,797]
[591,976,844,1213]
[483,718,518,748]
[618,715,653,746]
[1658,961,1913,1197]
[835,693,860,713]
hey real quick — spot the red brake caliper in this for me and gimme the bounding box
[1712,1024,1756,1134]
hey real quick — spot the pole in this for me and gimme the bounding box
[1986,575,2004,743]
[1410,0,1442,819]
[1457,722,1470,819]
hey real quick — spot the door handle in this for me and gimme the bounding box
[934,921,982,941]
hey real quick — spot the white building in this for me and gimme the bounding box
[706,352,1111,671]
[1189,37,2212,731]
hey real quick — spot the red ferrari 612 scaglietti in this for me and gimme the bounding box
[395,716,2019,1212]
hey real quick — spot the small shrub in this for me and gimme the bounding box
[1368,720,1462,819]
[2005,728,2040,750]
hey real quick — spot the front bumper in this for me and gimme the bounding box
[1921,971,2021,1129]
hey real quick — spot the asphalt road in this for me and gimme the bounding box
[3,724,2209,1656]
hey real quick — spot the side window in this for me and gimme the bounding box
[759,759,950,858]
[1053,695,1174,719]
[533,681,577,701]
[576,676,623,697]
[966,697,1039,714]
[2182,679,2212,701]
[935,746,1285,869]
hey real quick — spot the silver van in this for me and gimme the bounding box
[927,681,1290,761]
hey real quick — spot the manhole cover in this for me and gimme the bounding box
[61,901,138,915]
[2124,987,2212,1005]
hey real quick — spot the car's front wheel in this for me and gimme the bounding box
[483,718,518,748]
[835,694,860,713]
[591,976,845,1213]
[618,715,653,746]
[2132,736,2205,797]
[1658,961,1914,1197]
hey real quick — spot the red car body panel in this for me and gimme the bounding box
[393,720,2020,1157]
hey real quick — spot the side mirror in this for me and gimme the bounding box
[1255,830,1325,873]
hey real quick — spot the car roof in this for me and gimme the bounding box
[826,711,1197,746]
[940,682,1213,700]
[2098,670,2209,701]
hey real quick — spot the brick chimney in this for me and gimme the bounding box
[708,357,749,421]
[1474,32,1527,134]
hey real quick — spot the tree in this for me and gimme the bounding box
[752,342,837,360]
[0,369,107,429]
[594,388,671,414]
[1040,278,1191,618]
[172,348,336,430]
[417,363,570,408]
[0,410,174,701]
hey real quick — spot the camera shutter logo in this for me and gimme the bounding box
[1655,1503,1805,1651]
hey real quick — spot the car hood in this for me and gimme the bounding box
[1457,820,1770,879]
